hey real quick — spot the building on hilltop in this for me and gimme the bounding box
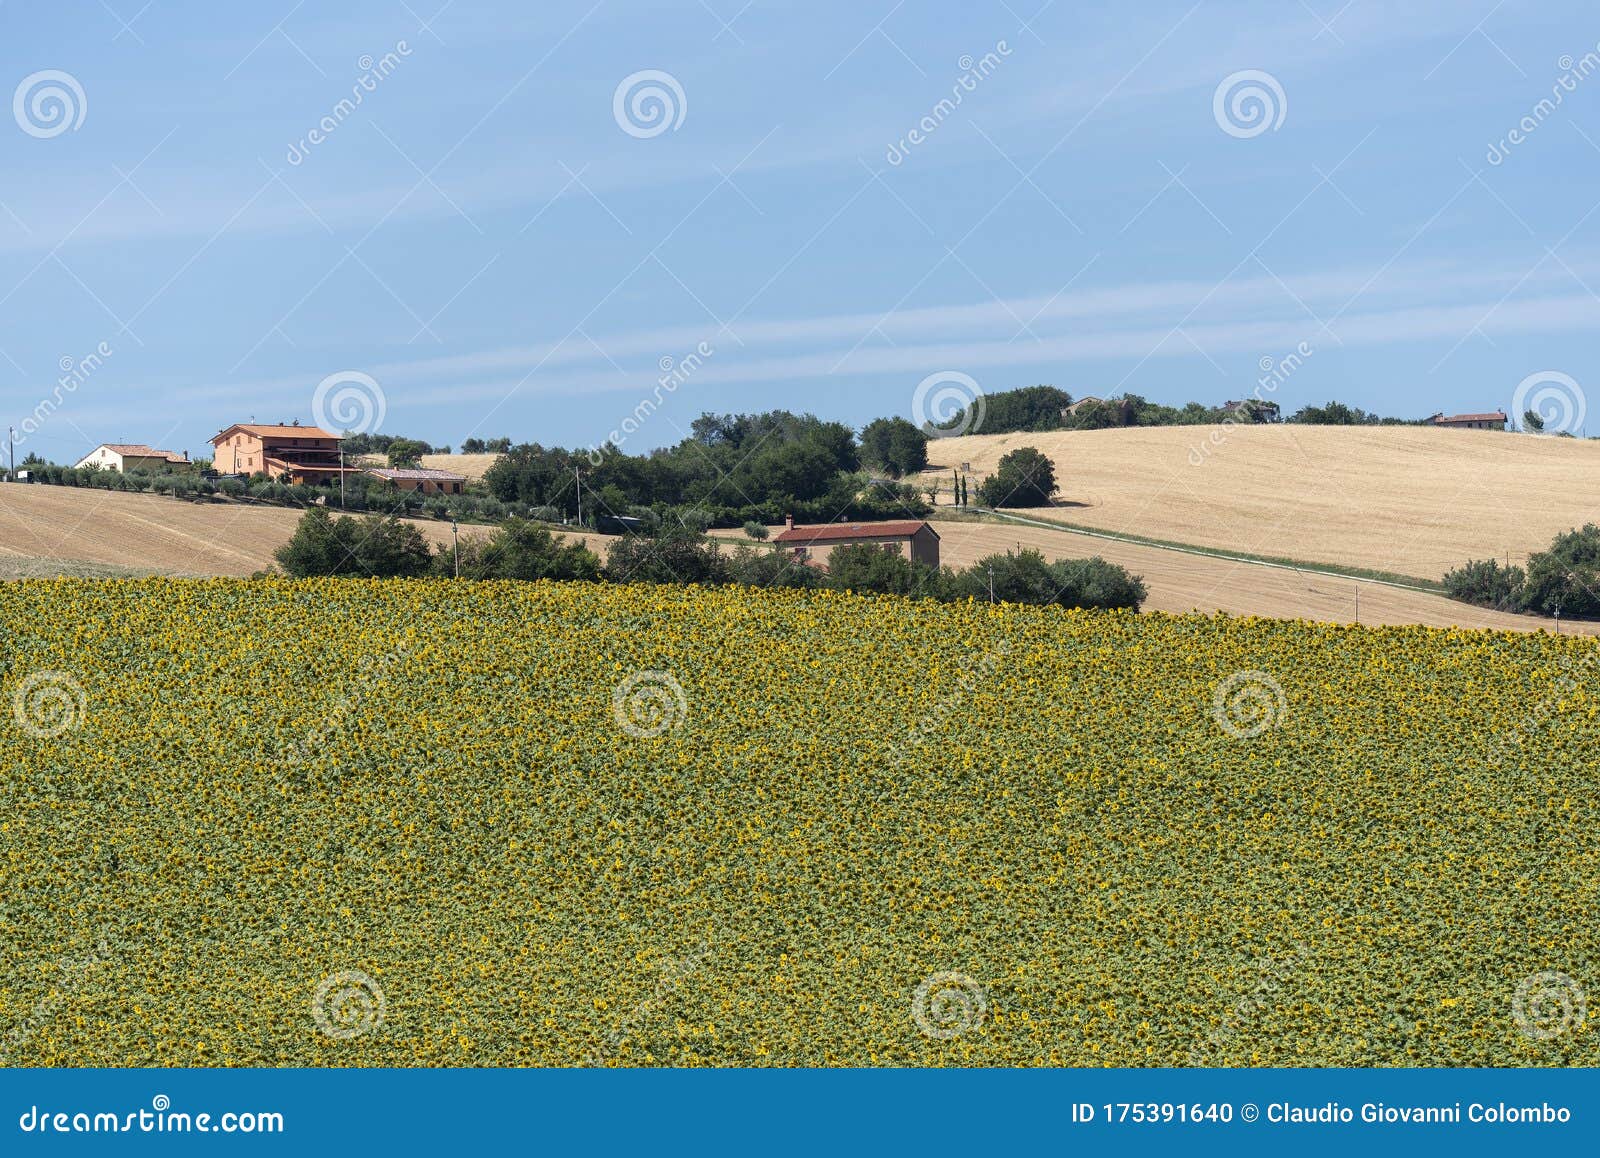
[365,467,467,495]
[772,517,940,569]
[209,421,364,485]
[75,444,192,472]
[1426,411,1507,431]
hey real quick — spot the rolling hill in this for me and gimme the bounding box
[0,485,607,577]
[923,425,1600,581]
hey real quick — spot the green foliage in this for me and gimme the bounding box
[742,521,769,541]
[385,438,431,468]
[273,508,433,578]
[976,446,1059,507]
[449,518,602,582]
[460,437,513,453]
[340,432,439,457]
[859,416,930,477]
[725,544,824,591]
[606,525,732,586]
[949,549,1146,611]
[824,543,941,598]
[1288,401,1384,425]
[935,385,1071,436]
[1445,524,1600,618]
[1520,524,1600,617]
[1442,558,1524,610]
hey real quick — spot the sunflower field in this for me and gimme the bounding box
[0,577,1595,1066]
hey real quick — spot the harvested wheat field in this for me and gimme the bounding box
[357,452,503,481]
[0,486,605,577]
[924,426,1600,581]
[721,519,1591,635]
[925,517,1595,635]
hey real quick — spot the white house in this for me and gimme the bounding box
[75,443,192,472]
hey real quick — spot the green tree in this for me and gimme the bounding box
[449,518,601,581]
[273,509,432,577]
[1443,557,1524,609]
[949,549,1145,610]
[859,417,930,478]
[725,543,824,590]
[606,525,731,585]
[1518,524,1600,616]
[824,543,944,597]
[386,438,430,467]
[976,447,1058,507]
[273,506,347,576]
[1523,409,1545,433]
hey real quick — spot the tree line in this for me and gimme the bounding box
[1444,525,1600,619]
[273,508,1147,611]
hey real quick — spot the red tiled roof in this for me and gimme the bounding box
[209,423,342,443]
[366,467,467,482]
[93,444,189,462]
[1431,412,1506,424]
[773,520,936,544]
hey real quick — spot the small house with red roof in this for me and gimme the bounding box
[74,443,192,472]
[1427,411,1507,431]
[772,516,940,569]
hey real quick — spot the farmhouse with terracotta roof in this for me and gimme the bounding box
[772,516,940,569]
[365,466,467,495]
[208,421,364,485]
[74,443,192,472]
[1427,411,1507,431]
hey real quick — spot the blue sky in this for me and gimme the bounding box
[3,0,1600,460]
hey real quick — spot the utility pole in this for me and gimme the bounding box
[1354,585,1359,625]
[339,445,346,510]
[987,564,995,603]
[574,464,583,527]
[452,519,460,579]
[6,425,13,480]
[1555,602,1562,635]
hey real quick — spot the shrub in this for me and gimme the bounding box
[1519,524,1600,617]
[1443,558,1524,610]
[825,543,942,598]
[448,518,601,582]
[274,508,434,578]
[606,526,731,586]
[976,447,1058,507]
